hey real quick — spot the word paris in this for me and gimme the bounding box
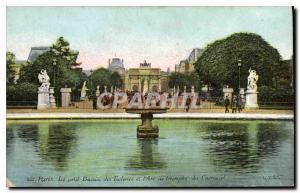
[98,92,200,109]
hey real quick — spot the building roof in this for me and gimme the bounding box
[188,48,203,63]
[109,58,124,69]
[27,47,50,62]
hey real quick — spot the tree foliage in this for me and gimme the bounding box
[7,82,38,102]
[19,51,80,89]
[6,51,16,85]
[16,37,84,103]
[89,68,123,92]
[194,32,282,92]
[168,72,202,92]
[110,72,123,89]
[51,37,80,67]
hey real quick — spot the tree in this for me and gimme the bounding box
[110,72,123,89]
[273,58,293,89]
[19,51,80,87]
[194,32,282,93]
[17,37,83,103]
[89,68,112,92]
[89,69,124,93]
[6,51,16,85]
[51,37,80,67]
[168,72,202,92]
[259,57,294,103]
[7,82,38,103]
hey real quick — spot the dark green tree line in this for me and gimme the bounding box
[194,32,293,101]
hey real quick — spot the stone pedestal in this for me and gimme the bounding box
[223,87,234,101]
[60,88,72,108]
[37,90,50,109]
[245,90,259,109]
[137,113,159,138]
[49,87,56,108]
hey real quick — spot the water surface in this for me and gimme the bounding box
[6,119,294,187]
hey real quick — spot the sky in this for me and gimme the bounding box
[6,6,293,71]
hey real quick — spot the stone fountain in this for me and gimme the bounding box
[125,108,167,138]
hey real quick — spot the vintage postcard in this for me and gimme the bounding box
[6,6,294,187]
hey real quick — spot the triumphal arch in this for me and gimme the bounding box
[124,60,162,93]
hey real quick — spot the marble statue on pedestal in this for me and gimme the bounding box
[80,81,88,100]
[37,70,50,109]
[245,68,259,108]
[247,68,259,91]
[96,85,100,97]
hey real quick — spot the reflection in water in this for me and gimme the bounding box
[6,120,293,187]
[38,123,78,170]
[17,124,39,146]
[126,139,166,169]
[201,122,288,173]
[256,123,288,157]
[11,122,78,171]
[6,127,15,156]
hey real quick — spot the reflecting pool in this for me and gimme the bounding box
[6,119,294,187]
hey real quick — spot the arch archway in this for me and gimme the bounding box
[152,85,158,92]
[132,85,139,92]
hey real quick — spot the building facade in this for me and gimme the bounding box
[175,48,203,73]
[124,60,169,92]
[108,58,125,75]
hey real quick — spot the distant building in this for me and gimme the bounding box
[108,58,125,75]
[179,60,188,73]
[166,67,171,75]
[175,48,203,73]
[124,60,169,92]
[175,64,180,72]
[187,48,203,64]
[27,47,50,63]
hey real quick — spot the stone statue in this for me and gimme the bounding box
[37,69,50,109]
[38,69,50,91]
[80,81,88,100]
[247,68,259,91]
[245,68,259,109]
[96,85,100,97]
[191,85,195,94]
